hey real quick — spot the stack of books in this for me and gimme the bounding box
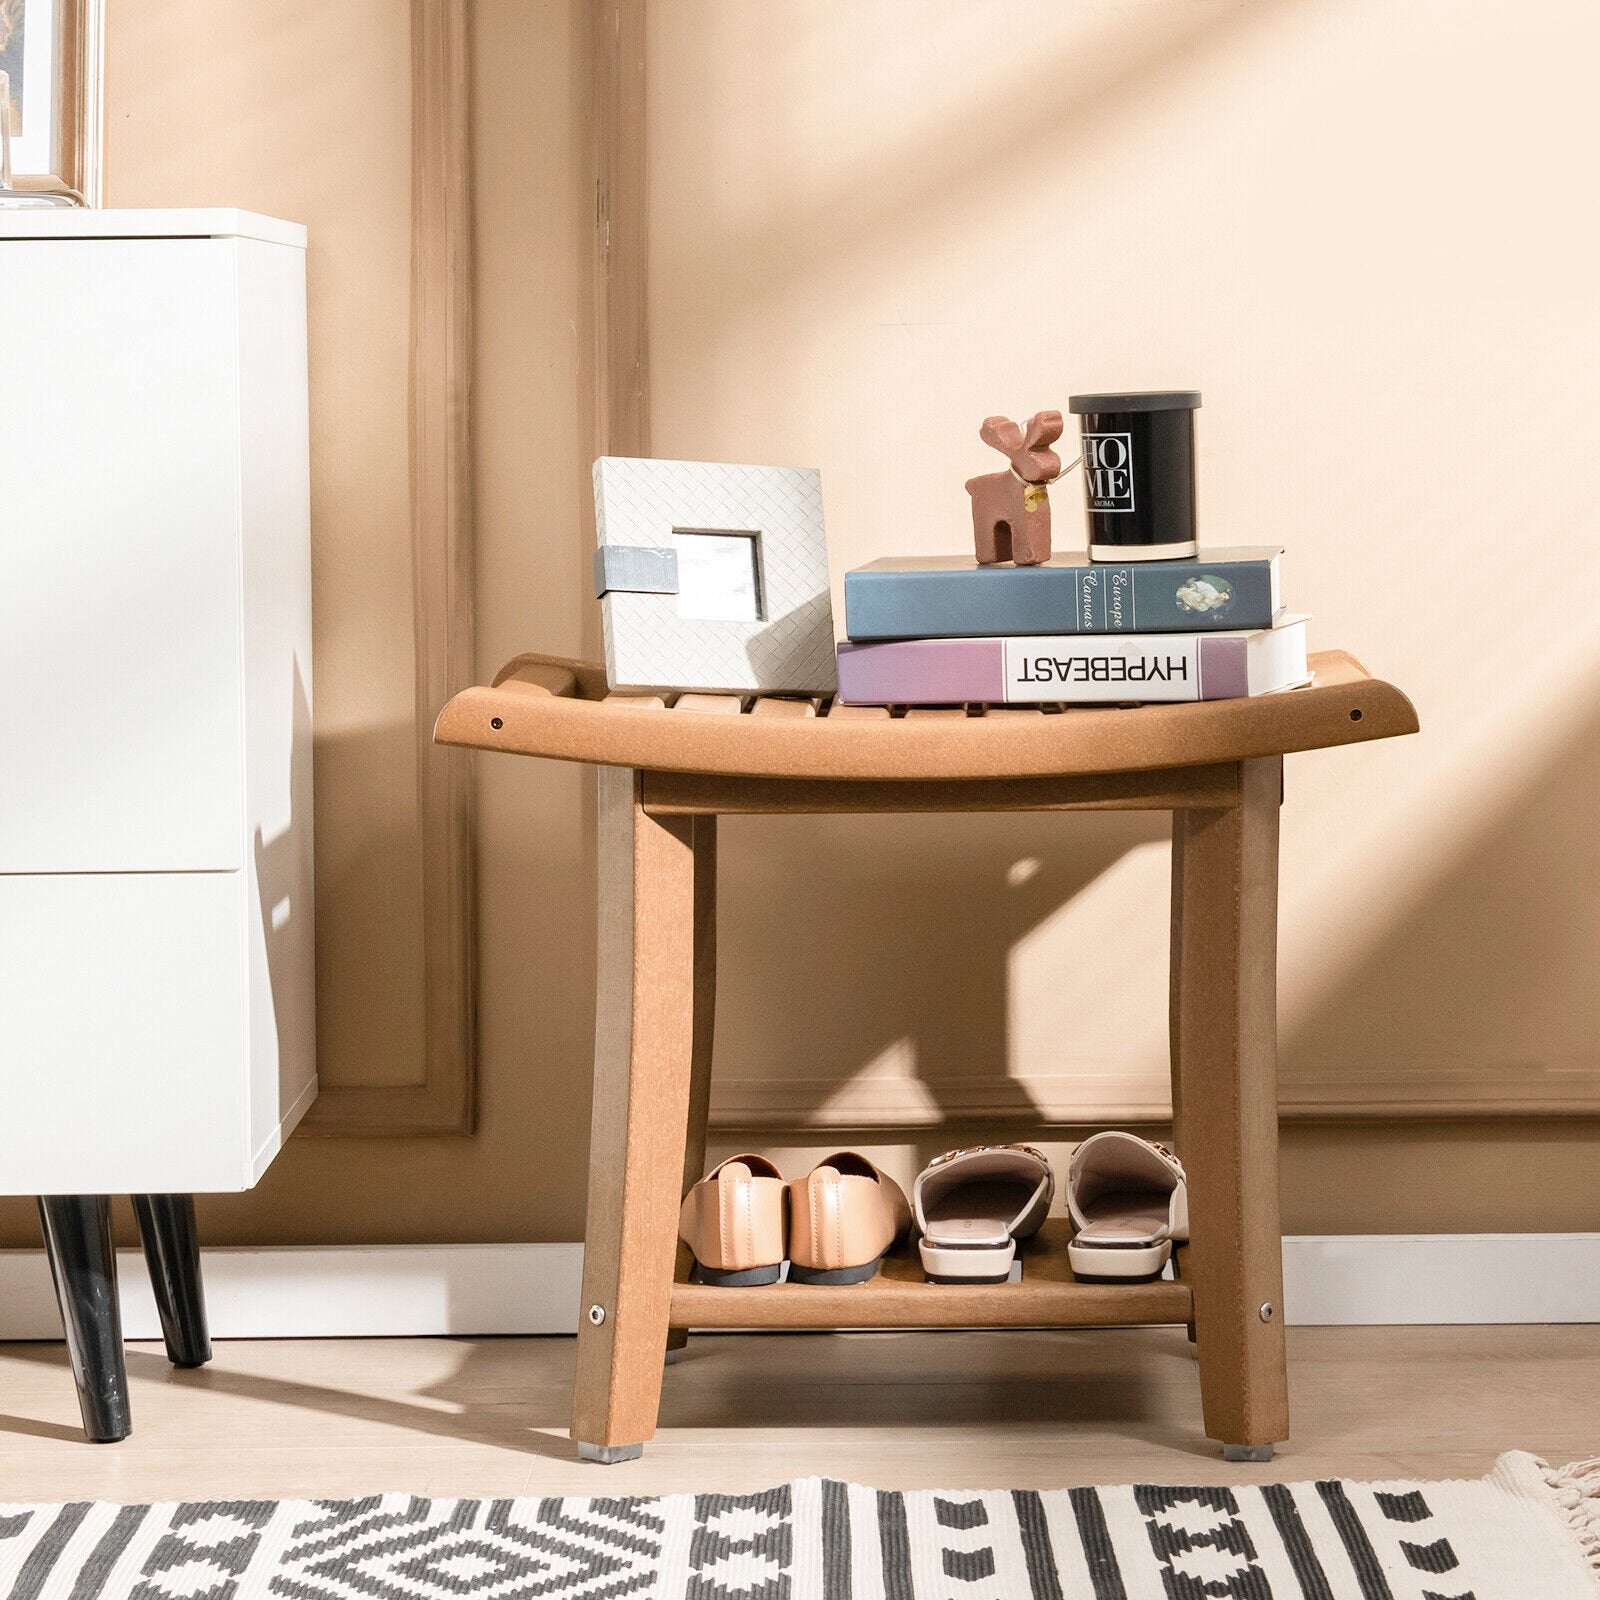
[835,548,1309,706]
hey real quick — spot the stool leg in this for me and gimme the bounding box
[668,814,717,1359]
[1170,757,1288,1458]
[37,1196,131,1443]
[132,1195,212,1368]
[573,768,698,1459]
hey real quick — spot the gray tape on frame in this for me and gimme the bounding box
[594,544,681,599]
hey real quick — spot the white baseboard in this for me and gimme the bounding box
[0,1244,587,1342]
[0,1235,1594,1341]
[1281,1233,1600,1326]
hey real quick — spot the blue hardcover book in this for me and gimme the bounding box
[843,548,1282,640]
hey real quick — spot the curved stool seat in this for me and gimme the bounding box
[434,649,1417,781]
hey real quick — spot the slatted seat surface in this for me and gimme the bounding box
[433,649,1416,781]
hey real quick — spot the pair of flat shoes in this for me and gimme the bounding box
[912,1134,1188,1284]
[679,1152,912,1286]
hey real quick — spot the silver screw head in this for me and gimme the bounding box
[588,1304,606,1326]
[1259,1302,1275,1322]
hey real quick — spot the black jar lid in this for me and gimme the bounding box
[1068,390,1201,414]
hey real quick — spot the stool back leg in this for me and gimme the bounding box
[573,768,699,1455]
[1170,757,1289,1455]
[669,813,718,1357]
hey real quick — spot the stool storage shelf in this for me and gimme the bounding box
[437,650,1416,1463]
[673,1219,1193,1331]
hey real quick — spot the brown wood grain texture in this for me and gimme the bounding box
[640,766,1243,816]
[1170,758,1290,1448]
[668,814,719,1353]
[435,650,1418,781]
[671,1220,1191,1330]
[571,769,698,1449]
[672,694,745,715]
[496,633,1413,1444]
[749,697,818,718]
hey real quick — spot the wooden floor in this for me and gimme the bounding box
[0,1325,1595,1502]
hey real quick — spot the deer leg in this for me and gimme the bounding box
[972,514,1000,565]
[1011,502,1052,566]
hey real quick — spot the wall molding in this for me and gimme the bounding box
[304,0,477,1136]
[710,1066,1600,1130]
[1,1236,1593,1341]
[590,0,649,459]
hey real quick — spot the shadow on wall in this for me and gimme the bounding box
[1280,690,1600,1112]
[712,806,1169,1125]
[710,680,1600,1133]
[253,660,316,1119]
[298,714,429,1096]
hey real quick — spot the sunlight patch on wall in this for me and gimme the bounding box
[818,1035,938,1125]
[1007,839,1172,1111]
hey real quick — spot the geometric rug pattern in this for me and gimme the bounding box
[1,1452,1594,1599]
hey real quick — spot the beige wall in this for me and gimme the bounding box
[3,0,1595,1251]
[650,0,1600,1227]
[0,0,601,1247]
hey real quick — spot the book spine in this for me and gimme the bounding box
[1005,637,1240,702]
[837,635,1249,704]
[844,559,1277,639]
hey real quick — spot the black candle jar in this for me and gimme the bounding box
[1067,391,1201,562]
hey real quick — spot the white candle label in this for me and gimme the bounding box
[1083,432,1136,513]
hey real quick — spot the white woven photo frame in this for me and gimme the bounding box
[593,457,838,694]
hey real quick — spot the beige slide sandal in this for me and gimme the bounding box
[914,1145,1054,1284]
[678,1154,786,1286]
[1066,1132,1188,1282]
[786,1152,911,1285]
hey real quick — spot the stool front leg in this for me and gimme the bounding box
[573,768,699,1461]
[1170,757,1289,1459]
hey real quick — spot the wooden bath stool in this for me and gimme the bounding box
[436,650,1416,1463]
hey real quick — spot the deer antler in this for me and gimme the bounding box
[979,416,1024,456]
[1023,410,1064,451]
[980,410,1063,484]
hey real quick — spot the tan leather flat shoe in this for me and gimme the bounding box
[679,1154,786,1286]
[786,1152,911,1285]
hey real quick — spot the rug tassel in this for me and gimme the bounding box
[1540,1457,1600,1580]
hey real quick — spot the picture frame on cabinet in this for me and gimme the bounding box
[593,456,838,695]
[0,0,102,204]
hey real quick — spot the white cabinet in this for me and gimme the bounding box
[0,209,316,1193]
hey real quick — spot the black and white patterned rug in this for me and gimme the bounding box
[2,1452,1594,1599]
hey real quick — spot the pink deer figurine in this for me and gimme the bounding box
[965,410,1065,566]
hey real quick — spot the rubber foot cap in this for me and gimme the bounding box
[578,1442,644,1464]
[1222,1443,1275,1463]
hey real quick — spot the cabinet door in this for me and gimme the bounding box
[0,872,247,1194]
[0,237,244,871]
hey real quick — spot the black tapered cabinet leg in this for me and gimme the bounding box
[132,1195,212,1369]
[36,1196,131,1444]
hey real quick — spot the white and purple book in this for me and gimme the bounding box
[835,616,1311,705]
